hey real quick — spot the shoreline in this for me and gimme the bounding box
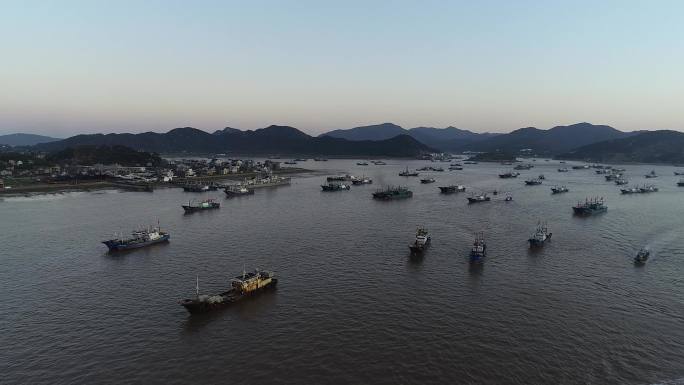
[0,168,311,197]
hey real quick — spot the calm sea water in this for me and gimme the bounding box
[1,159,683,385]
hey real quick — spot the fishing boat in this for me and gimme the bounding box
[514,164,533,170]
[467,192,490,203]
[615,178,628,185]
[420,177,436,184]
[179,269,277,314]
[352,176,373,185]
[621,184,658,194]
[551,185,569,194]
[182,198,220,212]
[645,170,658,178]
[504,193,513,201]
[372,186,413,200]
[538,174,545,180]
[528,221,552,247]
[558,167,569,172]
[524,178,542,185]
[470,232,487,261]
[438,185,466,194]
[357,161,369,166]
[634,248,649,265]
[224,185,255,197]
[408,227,430,254]
[102,224,170,251]
[572,197,607,215]
[498,171,520,178]
[327,174,353,182]
[399,167,419,177]
[321,183,351,191]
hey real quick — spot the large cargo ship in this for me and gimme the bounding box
[102,225,170,251]
[179,269,277,314]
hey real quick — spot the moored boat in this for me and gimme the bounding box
[645,170,658,178]
[352,176,373,185]
[420,177,436,184]
[524,178,542,185]
[498,171,520,178]
[399,166,419,177]
[438,185,466,194]
[321,183,351,191]
[179,270,277,314]
[467,192,490,203]
[372,186,413,200]
[572,197,607,215]
[224,185,255,197]
[551,185,569,194]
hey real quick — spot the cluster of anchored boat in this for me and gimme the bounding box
[407,222,552,261]
[321,174,373,191]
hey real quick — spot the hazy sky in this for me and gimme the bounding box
[1,0,683,137]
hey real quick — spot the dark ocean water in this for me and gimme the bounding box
[1,159,683,385]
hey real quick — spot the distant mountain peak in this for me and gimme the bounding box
[0,133,62,146]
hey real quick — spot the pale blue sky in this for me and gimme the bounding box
[1,0,683,137]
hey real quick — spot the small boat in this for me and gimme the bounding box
[352,176,373,185]
[372,160,387,165]
[677,179,684,187]
[399,166,419,177]
[224,185,255,197]
[504,194,513,202]
[357,161,369,166]
[528,221,552,247]
[572,165,589,169]
[464,161,478,165]
[183,184,211,192]
[449,166,463,170]
[558,167,569,172]
[634,248,649,265]
[284,161,297,165]
[551,185,569,194]
[538,174,545,180]
[438,185,466,194]
[467,192,490,203]
[408,227,430,254]
[524,178,542,185]
[321,183,351,191]
[313,158,328,161]
[674,171,684,176]
[615,178,628,185]
[420,177,436,184]
[182,198,220,212]
[470,232,486,261]
[645,170,658,178]
[294,158,308,162]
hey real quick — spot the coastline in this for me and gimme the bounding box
[0,168,311,197]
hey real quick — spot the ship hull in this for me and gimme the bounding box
[572,207,607,215]
[180,279,278,314]
[103,234,170,251]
